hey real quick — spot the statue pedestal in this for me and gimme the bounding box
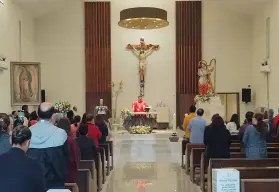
[196,96,224,124]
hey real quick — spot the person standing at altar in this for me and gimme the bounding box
[133,96,148,113]
[183,105,196,142]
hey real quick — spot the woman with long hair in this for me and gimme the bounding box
[57,118,80,183]
[243,113,267,159]
[95,115,108,144]
[70,115,81,138]
[226,113,240,134]
[204,116,231,160]
[81,113,88,124]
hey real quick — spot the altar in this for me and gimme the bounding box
[122,112,157,134]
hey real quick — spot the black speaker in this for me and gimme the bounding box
[41,89,46,102]
[242,88,251,103]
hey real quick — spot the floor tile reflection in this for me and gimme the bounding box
[103,130,201,192]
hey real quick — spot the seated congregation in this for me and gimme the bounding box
[182,105,279,192]
[0,102,113,192]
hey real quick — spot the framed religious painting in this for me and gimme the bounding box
[10,62,41,106]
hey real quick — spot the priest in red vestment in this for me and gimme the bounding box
[133,96,148,113]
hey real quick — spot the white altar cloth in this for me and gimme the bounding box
[130,112,158,115]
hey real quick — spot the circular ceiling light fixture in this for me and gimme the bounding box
[118,7,169,30]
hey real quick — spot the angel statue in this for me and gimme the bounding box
[198,58,216,95]
[127,39,159,96]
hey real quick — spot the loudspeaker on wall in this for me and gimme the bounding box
[41,89,46,102]
[242,88,251,103]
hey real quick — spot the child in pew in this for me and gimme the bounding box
[76,123,98,160]
[243,113,267,159]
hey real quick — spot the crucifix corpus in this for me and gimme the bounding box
[127,38,159,96]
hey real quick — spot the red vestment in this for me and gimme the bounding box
[133,100,148,112]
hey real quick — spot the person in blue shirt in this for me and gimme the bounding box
[189,108,207,143]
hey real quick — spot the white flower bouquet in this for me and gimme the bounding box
[130,125,151,134]
[194,95,211,103]
[54,101,71,114]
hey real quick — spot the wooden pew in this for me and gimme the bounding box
[185,144,204,174]
[77,169,91,192]
[65,183,79,192]
[97,147,106,184]
[107,140,114,170]
[79,160,98,192]
[99,143,111,176]
[200,153,279,191]
[190,147,240,183]
[188,143,279,179]
[241,179,279,192]
[185,143,241,174]
[181,139,188,168]
[207,158,279,192]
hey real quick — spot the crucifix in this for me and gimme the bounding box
[126,37,159,96]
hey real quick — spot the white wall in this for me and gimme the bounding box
[111,0,176,122]
[34,0,85,113]
[33,0,255,122]
[202,1,254,120]
[252,0,279,112]
[0,1,35,113]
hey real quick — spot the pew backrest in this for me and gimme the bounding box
[77,169,90,192]
[65,183,79,192]
[241,179,279,192]
[80,160,95,179]
[207,159,279,192]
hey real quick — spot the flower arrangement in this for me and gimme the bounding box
[194,94,211,103]
[130,126,151,134]
[54,101,71,114]
[121,108,131,119]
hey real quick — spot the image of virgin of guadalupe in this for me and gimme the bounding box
[19,67,33,102]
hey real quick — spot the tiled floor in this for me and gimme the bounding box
[102,129,201,192]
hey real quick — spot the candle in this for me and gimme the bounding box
[173,113,176,132]
[100,99,103,105]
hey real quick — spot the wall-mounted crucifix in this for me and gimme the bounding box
[126,38,159,96]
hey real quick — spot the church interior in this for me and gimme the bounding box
[0,0,279,192]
